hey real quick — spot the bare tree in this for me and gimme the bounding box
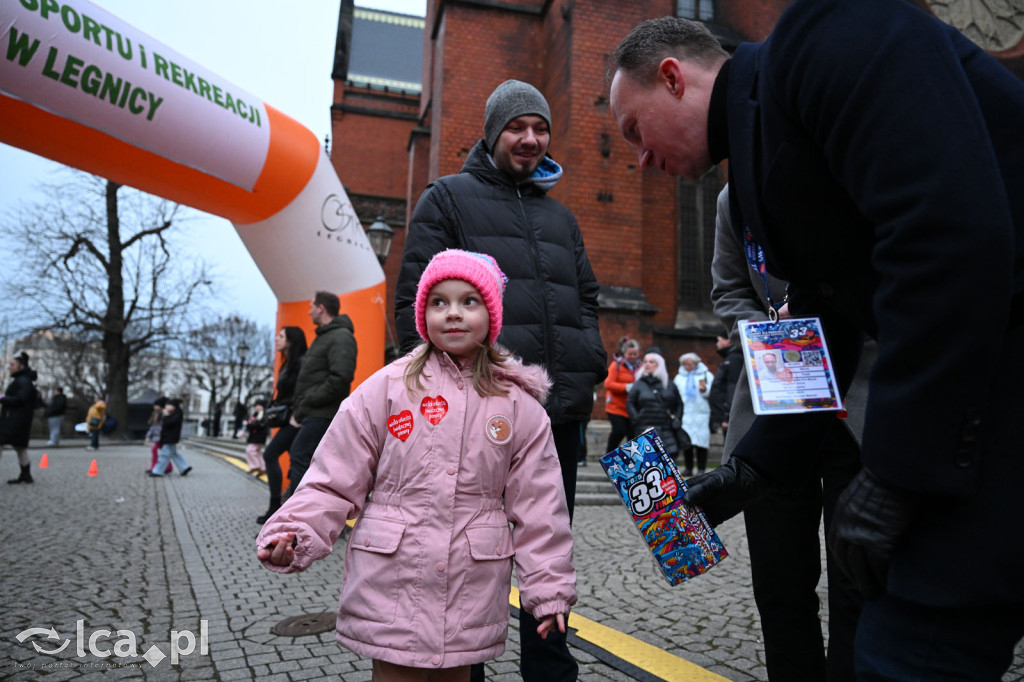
[0,171,212,430]
[177,315,274,432]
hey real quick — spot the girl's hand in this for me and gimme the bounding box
[536,613,566,640]
[258,532,296,566]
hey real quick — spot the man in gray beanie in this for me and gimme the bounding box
[483,79,552,155]
[396,79,607,682]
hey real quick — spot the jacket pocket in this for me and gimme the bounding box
[339,516,407,624]
[461,524,515,629]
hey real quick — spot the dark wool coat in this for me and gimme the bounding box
[396,140,607,424]
[0,368,37,448]
[725,0,1024,605]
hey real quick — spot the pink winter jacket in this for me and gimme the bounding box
[257,347,576,669]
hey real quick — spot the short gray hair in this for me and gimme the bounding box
[679,352,701,366]
[609,16,729,84]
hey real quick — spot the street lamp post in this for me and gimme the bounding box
[366,216,395,265]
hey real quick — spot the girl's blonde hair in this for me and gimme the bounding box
[403,342,512,398]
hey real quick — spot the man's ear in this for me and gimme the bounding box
[658,57,686,99]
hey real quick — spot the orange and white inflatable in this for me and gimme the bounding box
[0,0,386,388]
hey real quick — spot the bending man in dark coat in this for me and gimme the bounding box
[608,1,1024,678]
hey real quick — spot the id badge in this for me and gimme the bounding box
[738,317,843,415]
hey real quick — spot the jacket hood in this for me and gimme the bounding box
[317,314,354,335]
[493,353,552,404]
[408,344,552,404]
[463,140,563,194]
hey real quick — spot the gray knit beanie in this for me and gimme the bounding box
[483,80,552,152]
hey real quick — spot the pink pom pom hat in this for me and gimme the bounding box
[415,249,508,346]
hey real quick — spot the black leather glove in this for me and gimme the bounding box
[683,457,767,526]
[827,468,920,600]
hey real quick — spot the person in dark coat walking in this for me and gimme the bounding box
[148,399,191,477]
[1,351,39,484]
[43,386,67,446]
[395,79,607,682]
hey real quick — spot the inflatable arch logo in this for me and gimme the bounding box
[0,0,387,399]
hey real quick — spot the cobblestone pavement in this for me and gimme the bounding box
[1,441,1022,680]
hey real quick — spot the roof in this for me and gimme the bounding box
[347,7,425,93]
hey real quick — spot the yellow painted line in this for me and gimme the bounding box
[508,585,729,682]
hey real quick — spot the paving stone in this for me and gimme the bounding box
[3,440,1022,681]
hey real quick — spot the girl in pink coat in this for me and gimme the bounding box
[257,249,576,682]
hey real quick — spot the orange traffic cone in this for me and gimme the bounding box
[40,453,49,469]
[87,459,98,477]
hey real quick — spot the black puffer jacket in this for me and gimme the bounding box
[396,140,607,424]
[0,368,38,448]
[160,408,183,445]
[292,315,357,422]
[627,374,684,454]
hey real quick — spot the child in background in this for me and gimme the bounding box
[257,249,576,681]
[244,401,269,476]
[144,397,172,474]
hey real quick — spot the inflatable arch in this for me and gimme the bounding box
[0,0,387,399]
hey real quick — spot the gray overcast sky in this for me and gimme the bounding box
[0,0,425,333]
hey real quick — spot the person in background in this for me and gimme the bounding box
[708,334,742,441]
[603,337,642,454]
[144,397,172,474]
[85,395,106,452]
[674,352,713,476]
[212,402,222,437]
[258,250,576,681]
[232,400,246,439]
[258,326,308,524]
[1,351,39,485]
[284,291,357,497]
[627,352,684,460]
[43,386,67,446]
[148,398,191,477]
[711,185,863,680]
[245,400,269,476]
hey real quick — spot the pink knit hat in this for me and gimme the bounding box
[415,249,508,345]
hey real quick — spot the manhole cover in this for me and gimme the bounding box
[271,612,336,637]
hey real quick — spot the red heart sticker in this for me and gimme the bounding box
[387,410,414,441]
[420,396,448,425]
[661,477,679,499]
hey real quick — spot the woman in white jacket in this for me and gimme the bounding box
[674,353,713,476]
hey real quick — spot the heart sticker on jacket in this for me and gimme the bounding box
[387,410,413,441]
[420,396,448,425]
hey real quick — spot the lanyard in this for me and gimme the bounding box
[743,224,781,323]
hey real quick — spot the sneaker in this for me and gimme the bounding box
[696,468,706,476]
[576,460,587,467]
[180,466,193,477]
[682,468,694,477]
